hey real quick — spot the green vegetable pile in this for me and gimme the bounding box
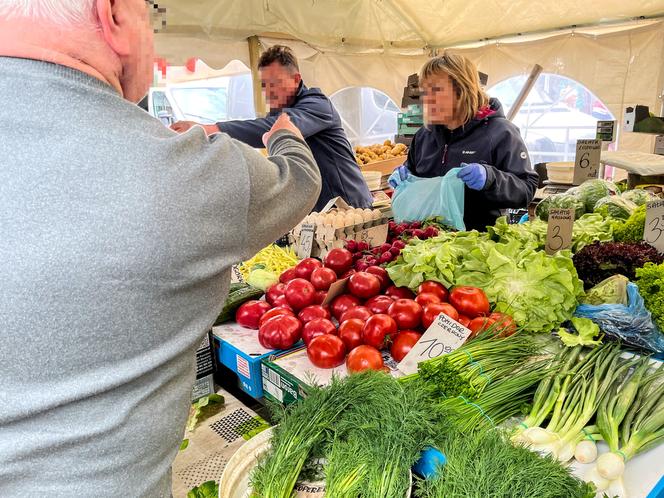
[387,232,584,333]
[557,317,602,347]
[490,213,613,253]
[621,188,657,206]
[635,262,664,331]
[593,195,637,220]
[535,179,618,221]
[613,205,647,243]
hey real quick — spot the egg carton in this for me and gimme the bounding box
[290,205,389,259]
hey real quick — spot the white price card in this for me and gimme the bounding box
[644,200,664,254]
[545,208,575,255]
[397,313,472,375]
[573,139,601,185]
[297,223,316,259]
[230,265,244,283]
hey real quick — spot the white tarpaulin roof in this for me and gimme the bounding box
[154,1,664,153]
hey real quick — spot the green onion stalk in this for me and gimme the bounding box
[588,361,664,496]
[515,343,635,463]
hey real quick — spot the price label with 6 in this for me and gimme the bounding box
[573,139,601,185]
[397,312,472,375]
[645,200,664,254]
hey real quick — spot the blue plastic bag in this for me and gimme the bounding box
[390,167,466,230]
[575,283,664,354]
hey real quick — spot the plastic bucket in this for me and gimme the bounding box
[545,161,574,184]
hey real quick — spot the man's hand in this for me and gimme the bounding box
[170,121,196,133]
[170,121,220,136]
[262,113,304,147]
[457,162,487,190]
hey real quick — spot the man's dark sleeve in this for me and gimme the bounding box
[482,126,539,208]
[218,97,333,147]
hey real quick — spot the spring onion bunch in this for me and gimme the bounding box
[513,343,633,463]
[587,360,664,496]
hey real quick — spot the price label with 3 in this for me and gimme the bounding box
[645,200,664,254]
[545,208,574,255]
[397,313,472,375]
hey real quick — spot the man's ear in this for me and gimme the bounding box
[293,72,302,86]
[96,0,131,56]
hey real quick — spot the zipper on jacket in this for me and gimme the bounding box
[442,144,449,166]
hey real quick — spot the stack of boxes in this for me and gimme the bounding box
[396,74,423,148]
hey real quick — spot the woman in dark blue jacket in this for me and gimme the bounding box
[403,54,539,231]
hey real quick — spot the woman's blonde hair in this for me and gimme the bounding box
[419,53,489,125]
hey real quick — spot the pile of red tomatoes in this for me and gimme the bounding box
[235,247,517,374]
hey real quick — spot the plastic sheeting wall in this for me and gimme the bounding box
[154,22,664,153]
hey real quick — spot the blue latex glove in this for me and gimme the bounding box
[388,165,409,188]
[457,162,487,190]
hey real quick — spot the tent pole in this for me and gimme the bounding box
[506,64,543,121]
[248,35,267,117]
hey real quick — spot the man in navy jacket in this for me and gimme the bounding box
[173,45,372,212]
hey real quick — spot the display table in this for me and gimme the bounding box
[171,386,270,498]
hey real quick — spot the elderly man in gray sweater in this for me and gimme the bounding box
[0,1,321,497]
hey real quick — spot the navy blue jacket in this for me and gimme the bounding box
[405,98,539,231]
[218,83,373,212]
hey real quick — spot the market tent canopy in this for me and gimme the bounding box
[157,0,664,52]
[153,1,664,153]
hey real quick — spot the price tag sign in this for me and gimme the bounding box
[358,223,389,248]
[545,208,575,255]
[397,313,472,375]
[644,200,664,254]
[573,139,602,185]
[230,265,244,283]
[297,223,316,259]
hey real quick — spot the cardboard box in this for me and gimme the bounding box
[359,156,406,175]
[261,346,403,406]
[212,323,301,399]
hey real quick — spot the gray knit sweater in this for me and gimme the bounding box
[0,57,321,497]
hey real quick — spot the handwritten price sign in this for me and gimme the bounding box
[397,313,472,375]
[297,223,316,259]
[545,208,575,255]
[645,200,664,254]
[573,139,601,185]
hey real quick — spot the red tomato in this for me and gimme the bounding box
[346,345,384,373]
[457,315,471,328]
[310,267,337,291]
[365,295,394,315]
[390,331,422,362]
[324,248,354,276]
[271,294,292,310]
[347,272,382,299]
[330,294,362,320]
[279,268,297,283]
[338,319,365,351]
[422,303,459,329]
[259,307,295,328]
[468,317,497,338]
[449,287,490,318]
[298,305,331,324]
[365,266,390,290]
[307,334,346,368]
[313,290,328,305]
[340,306,373,324]
[415,292,442,308]
[362,314,398,349]
[294,258,323,280]
[235,300,272,329]
[417,281,449,302]
[387,299,423,330]
[258,315,302,350]
[489,312,518,337]
[265,283,287,306]
[284,278,317,311]
[385,285,415,300]
[302,318,337,346]
[341,269,357,279]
